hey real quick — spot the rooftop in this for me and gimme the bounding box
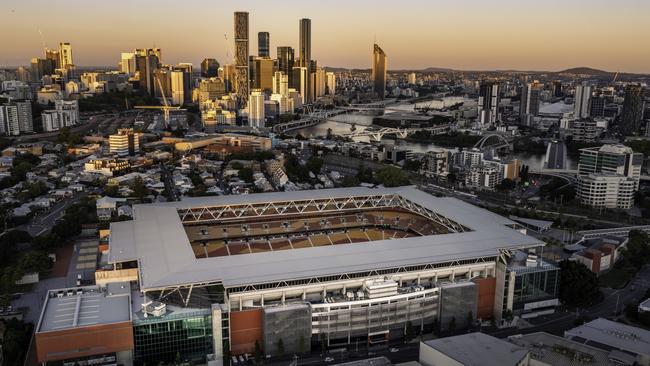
[109,187,544,291]
[508,332,622,366]
[422,332,529,366]
[565,318,650,357]
[36,282,132,333]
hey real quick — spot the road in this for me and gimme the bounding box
[20,193,86,237]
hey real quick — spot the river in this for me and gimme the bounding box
[295,102,577,170]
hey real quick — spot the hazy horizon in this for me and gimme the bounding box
[2,0,649,73]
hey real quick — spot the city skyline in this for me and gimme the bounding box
[2,0,650,73]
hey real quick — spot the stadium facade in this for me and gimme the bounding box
[36,187,555,365]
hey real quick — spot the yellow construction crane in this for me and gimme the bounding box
[134,75,180,127]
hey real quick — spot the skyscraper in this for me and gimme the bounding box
[59,42,74,69]
[277,46,295,86]
[234,12,250,108]
[574,84,592,119]
[372,44,387,99]
[272,72,288,96]
[170,70,186,106]
[621,84,645,135]
[477,81,499,125]
[201,58,220,78]
[251,57,274,92]
[120,53,136,75]
[136,49,160,96]
[326,72,336,95]
[299,19,312,103]
[258,32,270,57]
[292,66,308,104]
[45,49,61,69]
[519,82,541,124]
[248,90,265,128]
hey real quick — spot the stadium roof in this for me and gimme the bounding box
[109,187,544,291]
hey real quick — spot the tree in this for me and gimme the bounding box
[238,168,254,183]
[276,338,285,356]
[403,159,421,172]
[306,157,324,175]
[375,166,410,187]
[404,320,414,342]
[558,260,601,307]
[32,233,62,251]
[18,251,53,275]
[130,176,148,199]
[103,184,119,197]
[496,178,516,192]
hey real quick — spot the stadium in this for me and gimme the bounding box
[99,187,549,363]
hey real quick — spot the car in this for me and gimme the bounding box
[390,348,399,353]
[324,357,334,362]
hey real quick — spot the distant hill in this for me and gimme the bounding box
[555,67,613,76]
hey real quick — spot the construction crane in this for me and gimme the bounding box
[134,76,180,127]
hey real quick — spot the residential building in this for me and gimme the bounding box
[574,84,591,119]
[621,84,645,135]
[248,89,265,128]
[277,46,295,86]
[234,11,250,108]
[0,101,32,135]
[41,100,79,132]
[291,67,308,104]
[408,72,416,85]
[478,81,500,126]
[326,72,336,95]
[109,128,141,156]
[421,149,449,178]
[250,57,274,92]
[299,18,312,103]
[519,81,541,124]
[120,52,136,75]
[59,42,74,69]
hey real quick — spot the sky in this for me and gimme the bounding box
[1,0,650,73]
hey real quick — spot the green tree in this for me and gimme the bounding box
[32,233,62,251]
[306,157,324,175]
[403,159,421,172]
[18,251,53,274]
[558,260,601,307]
[238,167,254,183]
[130,176,148,199]
[103,184,119,197]
[375,166,410,187]
[496,178,516,191]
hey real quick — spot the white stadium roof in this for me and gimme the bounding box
[109,187,543,291]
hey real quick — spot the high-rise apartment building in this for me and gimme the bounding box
[291,67,308,104]
[277,46,295,87]
[109,128,141,156]
[408,72,417,85]
[234,12,250,108]
[589,94,605,118]
[0,101,33,136]
[314,67,326,98]
[30,57,55,83]
[620,84,645,135]
[120,53,136,75]
[299,19,312,103]
[59,42,74,69]
[326,72,336,95]
[477,82,499,126]
[577,144,643,209]
[170,70,186,106]
[41,100,79,132]
[574,84,592,119]
[372,44,387,99]
[248,90,265,128]
[519,82,541,124]
[201,58,220,78]
[272,72,288,96]
[258,32,270,57]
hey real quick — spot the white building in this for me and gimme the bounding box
[0,101,32,135]
[41,100,79,132]
[577,174,637,209]
[170,70,185,106]
[109,128,140,156]
[120,52,136,75]
[248,90,265,128]
[574,84,592,119]
[326,72,336,95]
[272,72,288,96]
